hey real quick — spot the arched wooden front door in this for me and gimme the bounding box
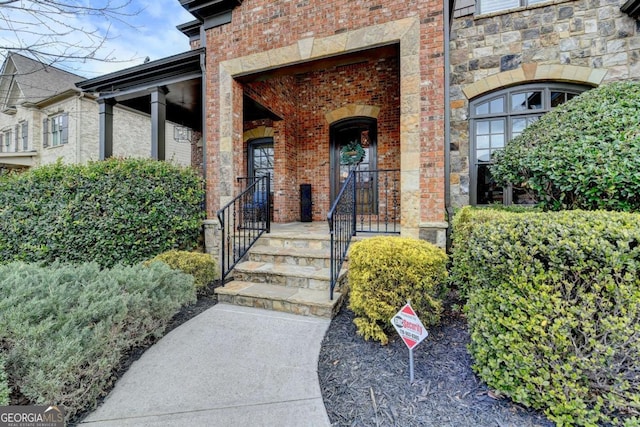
[330,117,377,213]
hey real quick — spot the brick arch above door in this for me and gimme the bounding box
[243,126,274,142]
[324,104,380,124]
[462,64,607,100]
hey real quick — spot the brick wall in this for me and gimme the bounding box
[449,0,640,207]
[241,57,400,222]
[203,0,446,229]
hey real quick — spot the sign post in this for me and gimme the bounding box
[391,301,429,382]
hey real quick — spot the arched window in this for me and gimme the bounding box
[470,83,590,206]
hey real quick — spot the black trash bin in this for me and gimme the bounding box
[300,184,312,222]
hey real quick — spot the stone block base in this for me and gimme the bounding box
[418,222,449,248]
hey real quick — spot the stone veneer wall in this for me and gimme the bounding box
[449,0,640,207]
[203,0,446,241]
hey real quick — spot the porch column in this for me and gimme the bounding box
[98,99,115,160]
[150,87,167,160]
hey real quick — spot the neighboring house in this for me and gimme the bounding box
[77,0,640,255]
[0,53,193,172]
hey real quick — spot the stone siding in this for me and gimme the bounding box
[449,0,640,207]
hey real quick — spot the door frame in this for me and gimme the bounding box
[247,137,274,180]
[329,117,377,203]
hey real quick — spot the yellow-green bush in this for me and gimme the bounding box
[149,250,218,293]
[452,207,640,425]
[348,236,448,345]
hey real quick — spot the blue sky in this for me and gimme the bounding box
[0,0,195,78]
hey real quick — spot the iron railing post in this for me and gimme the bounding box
[266,173,271,234]
[217,175,271,282]
[352,170,357,236]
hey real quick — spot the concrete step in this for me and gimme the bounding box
[219,223,352,319]
[215,281,345,318]
[254,234,331,251]
[248,245,331,268]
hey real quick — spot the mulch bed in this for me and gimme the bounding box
[69,285,553,426]
[318,300,554,427]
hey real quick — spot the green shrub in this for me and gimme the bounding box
[148,250,218,293]
[491,81,640,211]
[0,356,8,406]
[0,261,196,420]
[452,208,640,425]
[348,236,448,345]
[449,206,533,297]
[0,158,204,267]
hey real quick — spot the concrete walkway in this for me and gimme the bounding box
[80,304,332,427]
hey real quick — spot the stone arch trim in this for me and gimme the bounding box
[243,126,274,142]
[218,17,423,235]
[324,104,381,124]
[462,64,607,99]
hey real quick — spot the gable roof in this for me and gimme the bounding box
[0,53,85,108]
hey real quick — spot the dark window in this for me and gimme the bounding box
[470,83,589,206]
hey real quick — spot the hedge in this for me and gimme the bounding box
[491,81,640,211]
[0,261,196,421]
[0,158,204,267]
[348,236,448,345]
[451,207,640,425]
[0,356,8,406]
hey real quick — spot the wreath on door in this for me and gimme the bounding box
[340,140,366,166]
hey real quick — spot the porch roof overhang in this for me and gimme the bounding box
[76,48,204,129]
[621,0,640,18]
[177,20,202,43]
[179,0,242,29]
[0,152,37,168]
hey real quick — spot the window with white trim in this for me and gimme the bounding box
[478,0,547,14]
[470,83,589,206]
[2,129,11,152]
[51,115,63,146]
[44,113,68,147]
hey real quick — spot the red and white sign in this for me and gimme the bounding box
[391,302,428,350]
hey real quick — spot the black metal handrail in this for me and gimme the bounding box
[217,175,270,282]
[327,170,356,301]
[353,169,401,234]
[327,168,401,300]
